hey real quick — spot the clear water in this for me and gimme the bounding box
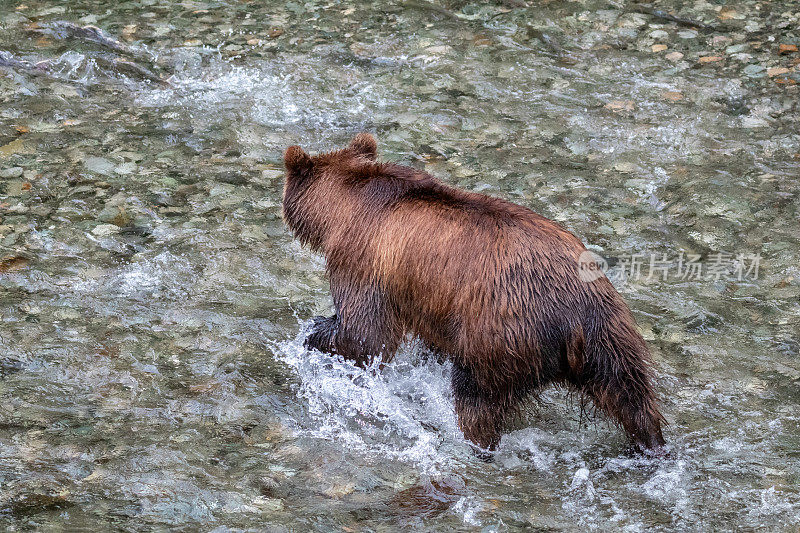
[1,0,799,530]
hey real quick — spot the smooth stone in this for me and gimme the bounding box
[114,162,138,175]
[252,497,284,512]
[726,44,748,54]
[4,181,27,196]
[743,64,767,77]
[742,116,769,128]
[97,205,120,223]
[0,167,24,178]
[54,308,81,319]
[84,157,115,176]
[744,21,761,32]
[261,169,283,181]
[92,224,120,236]
[614,162,638,173]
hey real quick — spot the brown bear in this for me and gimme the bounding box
[282,133,666,453]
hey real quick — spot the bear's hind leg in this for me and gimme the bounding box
[451,361,511,453]
[580,380,665,453]
[570,345,665,452]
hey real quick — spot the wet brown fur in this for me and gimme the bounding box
[283,134,666,453]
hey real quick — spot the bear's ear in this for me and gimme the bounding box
[284,145,313,174]
[348,133,378,160]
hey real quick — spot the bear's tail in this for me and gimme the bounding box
[577,302,666,452]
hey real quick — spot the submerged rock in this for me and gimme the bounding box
[84,156,115,175]
[0,166,24,178]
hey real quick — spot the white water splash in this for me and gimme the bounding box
[273,327,466,473]
[137,55,389,149]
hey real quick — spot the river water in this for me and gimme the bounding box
[1,0,799,530]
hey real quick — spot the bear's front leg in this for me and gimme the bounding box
[304,314,338,353]
[303,310,402,368]
[311,280,404,367]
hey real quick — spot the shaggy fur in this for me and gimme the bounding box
[283,133,666,452]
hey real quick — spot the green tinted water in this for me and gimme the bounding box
[1,0,799,530]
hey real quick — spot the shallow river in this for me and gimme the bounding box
[1,0,799,530]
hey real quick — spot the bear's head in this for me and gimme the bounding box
[284,133,377,178]
[282,133,379,248]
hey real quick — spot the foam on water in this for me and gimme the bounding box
[71,250,193,300]
[274,324,465,473]
[273,321,658,472]
[271,321,798,528]
[4,1,800,529]
[137,55,390,149]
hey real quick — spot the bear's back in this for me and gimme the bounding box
[362,169,603,352]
